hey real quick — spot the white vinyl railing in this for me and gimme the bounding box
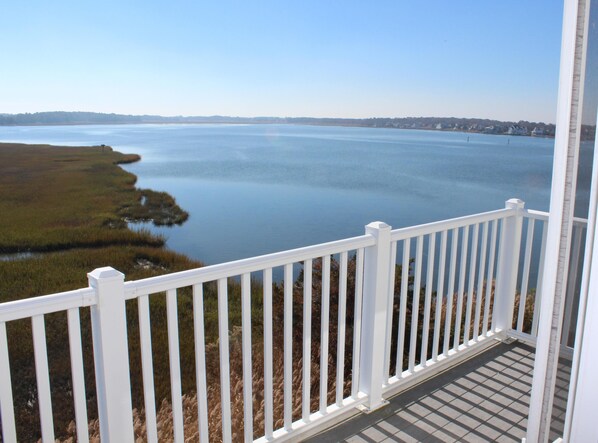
[511,209,587,353]
[123,233,375,443]
[381,204,514,394]
[0,287,97,443]
[0,199,585,442]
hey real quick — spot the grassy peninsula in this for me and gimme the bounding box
[0,142,196,299]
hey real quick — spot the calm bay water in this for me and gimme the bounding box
[0,124,561,265]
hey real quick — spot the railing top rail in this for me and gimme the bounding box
[524,209,548,221]
[3,207,573,318]
[124,234,375,299]
[0,287,96,323]
[525,209,588,227]
[390,208,514,242]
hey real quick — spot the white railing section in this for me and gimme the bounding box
[1,198,575,443]
[0,287,96,443]
[379,201,517,396]
[123,233,374,443]
[512,210,587,354]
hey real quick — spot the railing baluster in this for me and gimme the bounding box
[218,278,232,442]
[420,233,436,365]
[336,252,348,406]
[396,239,410,376]
[302,259,313,420]
[464,224,479,344]
[562,223,582,347]
[532,220,548,337]
[67,308,89,443]
[284,264,293,429]
[351,248,364,398]
[474,222,488,340]
[432,230,447,361]
[453,226,469,350]
[263,269,274,439]
[0,322,17,442]
[32,315,54,443]
[138,295,158,443]
[408,236,424,371]
[241,273,253,442]
[192,284,209,443]
[319,255,331,414]
[383,241,397,381]
[517,219,536,332]
[166,289,184,442]
[443,228,459,355]
[483,220,499,335]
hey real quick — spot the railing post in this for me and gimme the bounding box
[492,198,525,334]
[359,221,392,411]
[88,267,134,442]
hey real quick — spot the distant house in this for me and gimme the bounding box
[531,127,545,136]
[508,124,529,136]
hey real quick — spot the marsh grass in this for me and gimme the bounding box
[0,143,187,253]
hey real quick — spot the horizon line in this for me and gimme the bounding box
[0,110,558,125]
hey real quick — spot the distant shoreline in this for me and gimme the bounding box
[0,110,576,139]
[0,120,555,136]
[2,112,595,140]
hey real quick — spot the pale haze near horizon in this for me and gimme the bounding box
[0,1,563,123]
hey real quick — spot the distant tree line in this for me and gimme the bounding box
[0,111,147,125]
[2,111,595,140]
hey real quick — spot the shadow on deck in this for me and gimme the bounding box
[308,342,571,443]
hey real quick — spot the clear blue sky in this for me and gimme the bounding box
[0,1,564,123]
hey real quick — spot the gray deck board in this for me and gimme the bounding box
[307,342,570,442]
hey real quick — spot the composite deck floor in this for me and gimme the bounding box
[308,342,571,443]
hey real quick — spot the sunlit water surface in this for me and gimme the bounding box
[1,124,577,268]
